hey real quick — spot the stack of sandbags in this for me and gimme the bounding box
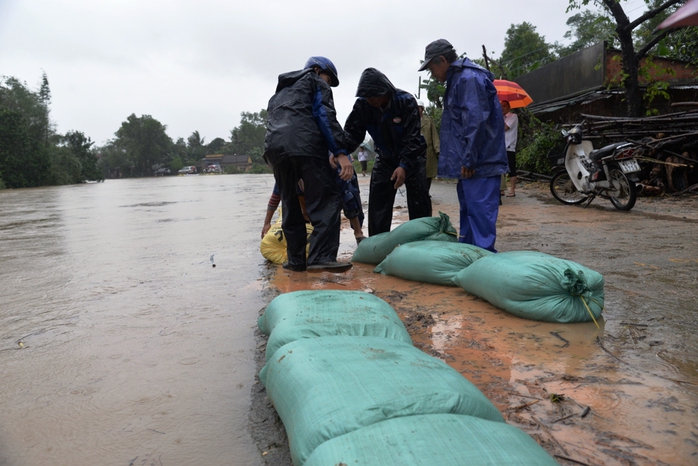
[257,290,558,465]
[452,251,604,323]
[374,240,492,286]
[304,413,559,466]
[352,212,457,265]
[257,290,412,361]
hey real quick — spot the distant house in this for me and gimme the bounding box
[201,154,252,172]
[514,41,698,122]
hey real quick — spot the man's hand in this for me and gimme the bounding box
[331,154,354,181]
[391,167,406,189]
[461,166,475,179]
[261,222,272,239]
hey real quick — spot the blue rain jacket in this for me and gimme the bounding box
[438,58,508,179]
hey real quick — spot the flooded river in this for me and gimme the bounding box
[0,175,277,465]
[2,174,697,466]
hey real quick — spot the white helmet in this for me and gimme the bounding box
[416,99,425,108]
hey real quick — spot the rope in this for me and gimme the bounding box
[580,295,601,329]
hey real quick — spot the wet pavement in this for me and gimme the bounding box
[259,177,698,466]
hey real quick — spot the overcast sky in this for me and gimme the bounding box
[1,0,583,147]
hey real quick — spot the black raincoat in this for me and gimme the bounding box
[344,68,431,236]
[263,69,347,166]
[262,68,348,268]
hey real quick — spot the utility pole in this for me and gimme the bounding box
[482,45,491,71]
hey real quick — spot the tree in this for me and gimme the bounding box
[206,137,226,154]
[558,9,617,56]
[114,114,173,177]
[500,22,556,79]
[0,77,52,187]
[567,0,685,116]
[230,110,267,164]
[63,130,101,181]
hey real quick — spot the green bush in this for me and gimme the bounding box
[352,159,374,175]
[248,163,272,174]
[224,165,242,174]
[516,111,564,175]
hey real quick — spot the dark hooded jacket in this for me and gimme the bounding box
[263,69,347,167]
[344,68,425,172]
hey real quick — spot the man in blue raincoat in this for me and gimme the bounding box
[419,39,508,252]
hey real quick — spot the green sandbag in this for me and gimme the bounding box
[452,251,604,323]
[374,241,493,286]
[351,212,458,264]
[260,336,503,466]
[257,290,412,361]
[305,413,558,466]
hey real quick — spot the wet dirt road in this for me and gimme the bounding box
[258,177,698,466]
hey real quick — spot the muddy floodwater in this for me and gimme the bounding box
[0,175,277,465]
[2,174,697,466]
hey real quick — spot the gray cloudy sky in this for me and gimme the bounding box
[1,0,575,146]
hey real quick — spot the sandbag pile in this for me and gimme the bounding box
[257,290,558,465]
[257,290,412,361]
[452,251,604,323]
[374,240,493,286]
[351,211,457,265]
[369,236,603,324]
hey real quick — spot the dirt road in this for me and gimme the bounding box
[251,178,698,466]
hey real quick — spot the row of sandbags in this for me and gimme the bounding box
[257,290,558,465]
[352,213,604,324]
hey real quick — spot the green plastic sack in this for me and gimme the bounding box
[351,212,458,264]
[257,290,412,361]
[305,413,558,466]
[260,336,503,466]
[374,241,493,286]
[452,251,604,323]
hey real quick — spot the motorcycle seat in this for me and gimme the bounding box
[589,142,627,162]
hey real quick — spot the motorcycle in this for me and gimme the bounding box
[548,124,642,211]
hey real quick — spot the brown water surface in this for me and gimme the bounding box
[0,175,276,465]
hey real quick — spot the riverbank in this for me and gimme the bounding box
[250,177,698,466]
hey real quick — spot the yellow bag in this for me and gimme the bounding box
[260,216,313,264]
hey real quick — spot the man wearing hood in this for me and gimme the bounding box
[263,56,354,273]
[419,40,508,252]
[344,68,432,236]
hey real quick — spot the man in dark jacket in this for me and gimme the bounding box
[419,39,508,252]
[344,68,432,236]
[263,56,353,272]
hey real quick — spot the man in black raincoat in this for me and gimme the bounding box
[344,68,432,236]
[263,57,353,272]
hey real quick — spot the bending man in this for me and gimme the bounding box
[344,68,431,236]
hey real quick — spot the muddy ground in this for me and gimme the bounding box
[248,177,698,466]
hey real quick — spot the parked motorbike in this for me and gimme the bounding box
[548,125,642,211]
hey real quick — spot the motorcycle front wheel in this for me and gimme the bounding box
[550,170,589,205]
[608,167,637,211]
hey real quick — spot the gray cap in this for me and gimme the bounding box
[418,39,455,71]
